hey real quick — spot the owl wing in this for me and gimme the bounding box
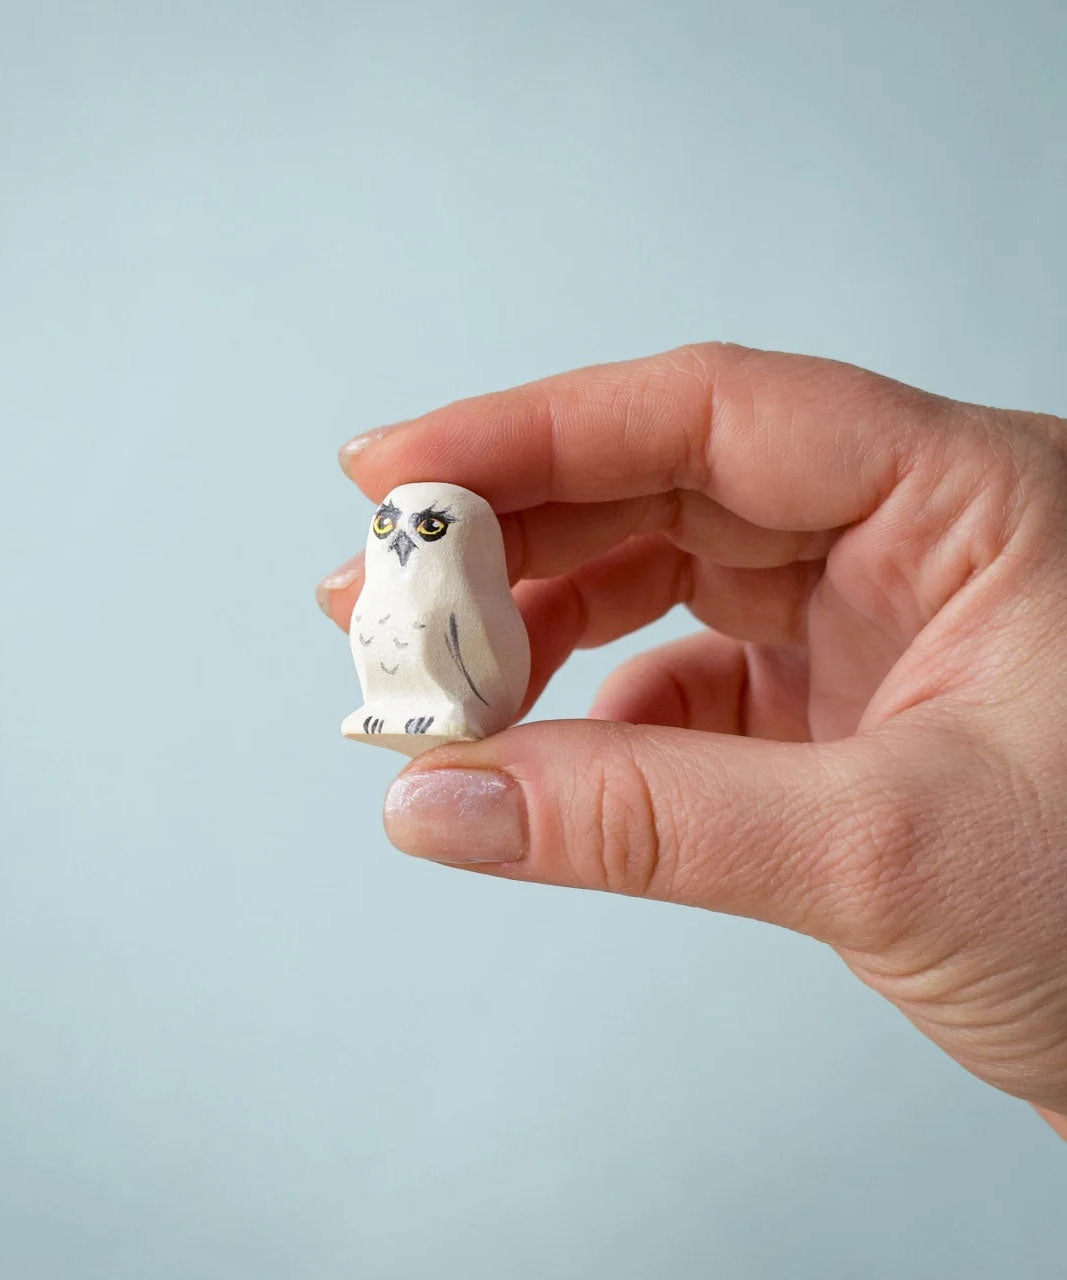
[435,594,530,733]
[348,583,382,694]
[444,611,492,708]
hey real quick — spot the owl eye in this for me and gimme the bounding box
[372,510,396,538]
[415,513,450,541]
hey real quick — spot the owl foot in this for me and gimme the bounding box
[342,706,477,757]
[341,707,390,738]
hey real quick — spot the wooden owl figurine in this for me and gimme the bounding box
[341,482,530,757]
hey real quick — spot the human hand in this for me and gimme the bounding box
[317,344,1067,1132]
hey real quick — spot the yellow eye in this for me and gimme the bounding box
[372,510,395,538]
[415,514,449,541]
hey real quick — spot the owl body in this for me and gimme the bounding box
[342,483,529,757]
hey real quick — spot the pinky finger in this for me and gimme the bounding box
[589,631,811,741]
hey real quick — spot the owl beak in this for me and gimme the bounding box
[389,530,417,567]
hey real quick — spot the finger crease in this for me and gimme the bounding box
[511,512,531,581]
[629,756,661,898]
[562,571,592,643]
[662,489,686,542]
[665,665,694,729]
[788,561,823,642]
[737,645,753,737]
[686,359,721,491]
[673,549,697,609]
[543,391,564,502]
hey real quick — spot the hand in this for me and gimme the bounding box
[317,343,1067,1133]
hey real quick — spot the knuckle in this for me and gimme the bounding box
[813,748,934,951]
[599,651,653,695]
[606,650,667,697]
[682,339,744,371]
[596,652,691,728]
[650,343,736,488]
[839,784,929,949]
[575,735,675,898]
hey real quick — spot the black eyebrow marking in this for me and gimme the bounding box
[377,500,401,517]
[410,505,455,528]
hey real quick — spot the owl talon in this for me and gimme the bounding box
[362,715,386,734]
[404,715,435,734]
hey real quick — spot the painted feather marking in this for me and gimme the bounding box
[445,612,489,706]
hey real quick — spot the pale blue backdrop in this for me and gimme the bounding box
[1,2,1064,1276]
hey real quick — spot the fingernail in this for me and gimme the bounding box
[338,422,406,474]
[384,768,528,864]
[315,556,361,617]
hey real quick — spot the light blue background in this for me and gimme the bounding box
[2,2,1065,1276]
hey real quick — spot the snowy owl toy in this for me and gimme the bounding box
[341,482,530,757]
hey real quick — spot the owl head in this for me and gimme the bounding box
[363,482,508,590]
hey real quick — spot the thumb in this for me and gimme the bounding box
[382,719,909,948]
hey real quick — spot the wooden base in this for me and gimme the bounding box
[340,723,477,758]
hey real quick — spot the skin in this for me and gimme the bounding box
[317,343,1067,1138]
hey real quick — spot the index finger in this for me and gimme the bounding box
[340,343,948,529]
